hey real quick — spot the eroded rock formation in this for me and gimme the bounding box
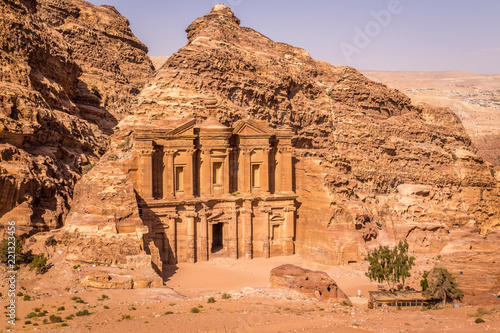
[123,4,499,267]
[269,264,350,303]
[0,0,153,235]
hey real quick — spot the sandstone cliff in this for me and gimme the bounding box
[124,4,499,262]
[0,0,153,235]
[16,4,500,296]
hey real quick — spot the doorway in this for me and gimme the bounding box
[211,223,224,253]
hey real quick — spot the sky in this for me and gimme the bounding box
[87,0,500,74]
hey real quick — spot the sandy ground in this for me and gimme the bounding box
[2,255,500,332]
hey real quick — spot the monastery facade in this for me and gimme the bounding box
[131,113,297,267]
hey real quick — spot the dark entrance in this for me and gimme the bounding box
[211,223,224,253]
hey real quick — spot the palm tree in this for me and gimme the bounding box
[423,267,463,305]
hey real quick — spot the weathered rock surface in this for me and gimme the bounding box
[0,0,152,235]
[269,264,350,303]
[362,70,500,167]
[120,4,500,267]
[439,229,500,301]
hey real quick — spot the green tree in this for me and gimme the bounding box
[0,236,24,265]
[423,267,463,305]
[365,240,415,290]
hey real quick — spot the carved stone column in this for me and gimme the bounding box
[241,201,253,260]
[242,148,252,194]
[228,209,239,259]
[163,149,175,198]
[167,212,178,264]
[283,205,296,255]
[139,147,154,199]
[185,208,197,263]
[200,149,211,196]
[185,149,195,198]
[261,206,271,258]
[280,147,293,193]
[223,148,232,195]
[199,205,209,261]
[261,148,270,194]
[275,148,282,193]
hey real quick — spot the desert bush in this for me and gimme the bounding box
[221,293,231,300]
[0,236,25,265]
[207,297,216,304]
[49,315,63,323]
[29,254,47,272]
[190,307,200,313]
[475,318,485,324]
[75,309,90,317]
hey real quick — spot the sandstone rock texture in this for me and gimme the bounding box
[362,70,500,167]
[119,4,499,268]
[0,0,153,235]
[269,264,350,303]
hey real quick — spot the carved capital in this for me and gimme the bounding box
[201,148,211,155]
[139,148,155,156]
[164,149,177,155]
[284,206,296,212]
[185,210,198,218]
[278,146,293,154]
[240,208,252,215]
[260,206,272,214]
[186,149,196,155]
[167,213,179,220]
[241,148,253,155]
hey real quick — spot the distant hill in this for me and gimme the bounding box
[362,70,500,166]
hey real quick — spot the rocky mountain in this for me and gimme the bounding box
[4,3,499,297]
[126,5,499,254]
[362,70,500,167]
[0,0,153,235]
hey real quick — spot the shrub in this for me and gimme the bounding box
[0,236,24,265]
[121,314,132,320]
[103,305,109,309]
[65,315,74,320]
[164,311,173,315]
[90,85,101,99]
[16,292,23,296]
[207,297,216,304]
[25,312,36,319]
[423,267,463,304]
[221,293,231,300]
[29,254,48,272]
[71,296,86,304]
[49,315,63,323]
[75,309,90,317]
[57,306,65,311]
[61,323,69,327]
[475,318,485,324]
[190,307,200,313]
[25,320,32,325]
[23,295,31,301]
[81,164,94,175]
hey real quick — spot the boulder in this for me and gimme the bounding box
[269,264,351,303]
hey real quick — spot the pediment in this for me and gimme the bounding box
[169,119,196,136]
[233,119,273,136]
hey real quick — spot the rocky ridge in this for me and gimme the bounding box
[0,0,153,235]
[5,3,500,297]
